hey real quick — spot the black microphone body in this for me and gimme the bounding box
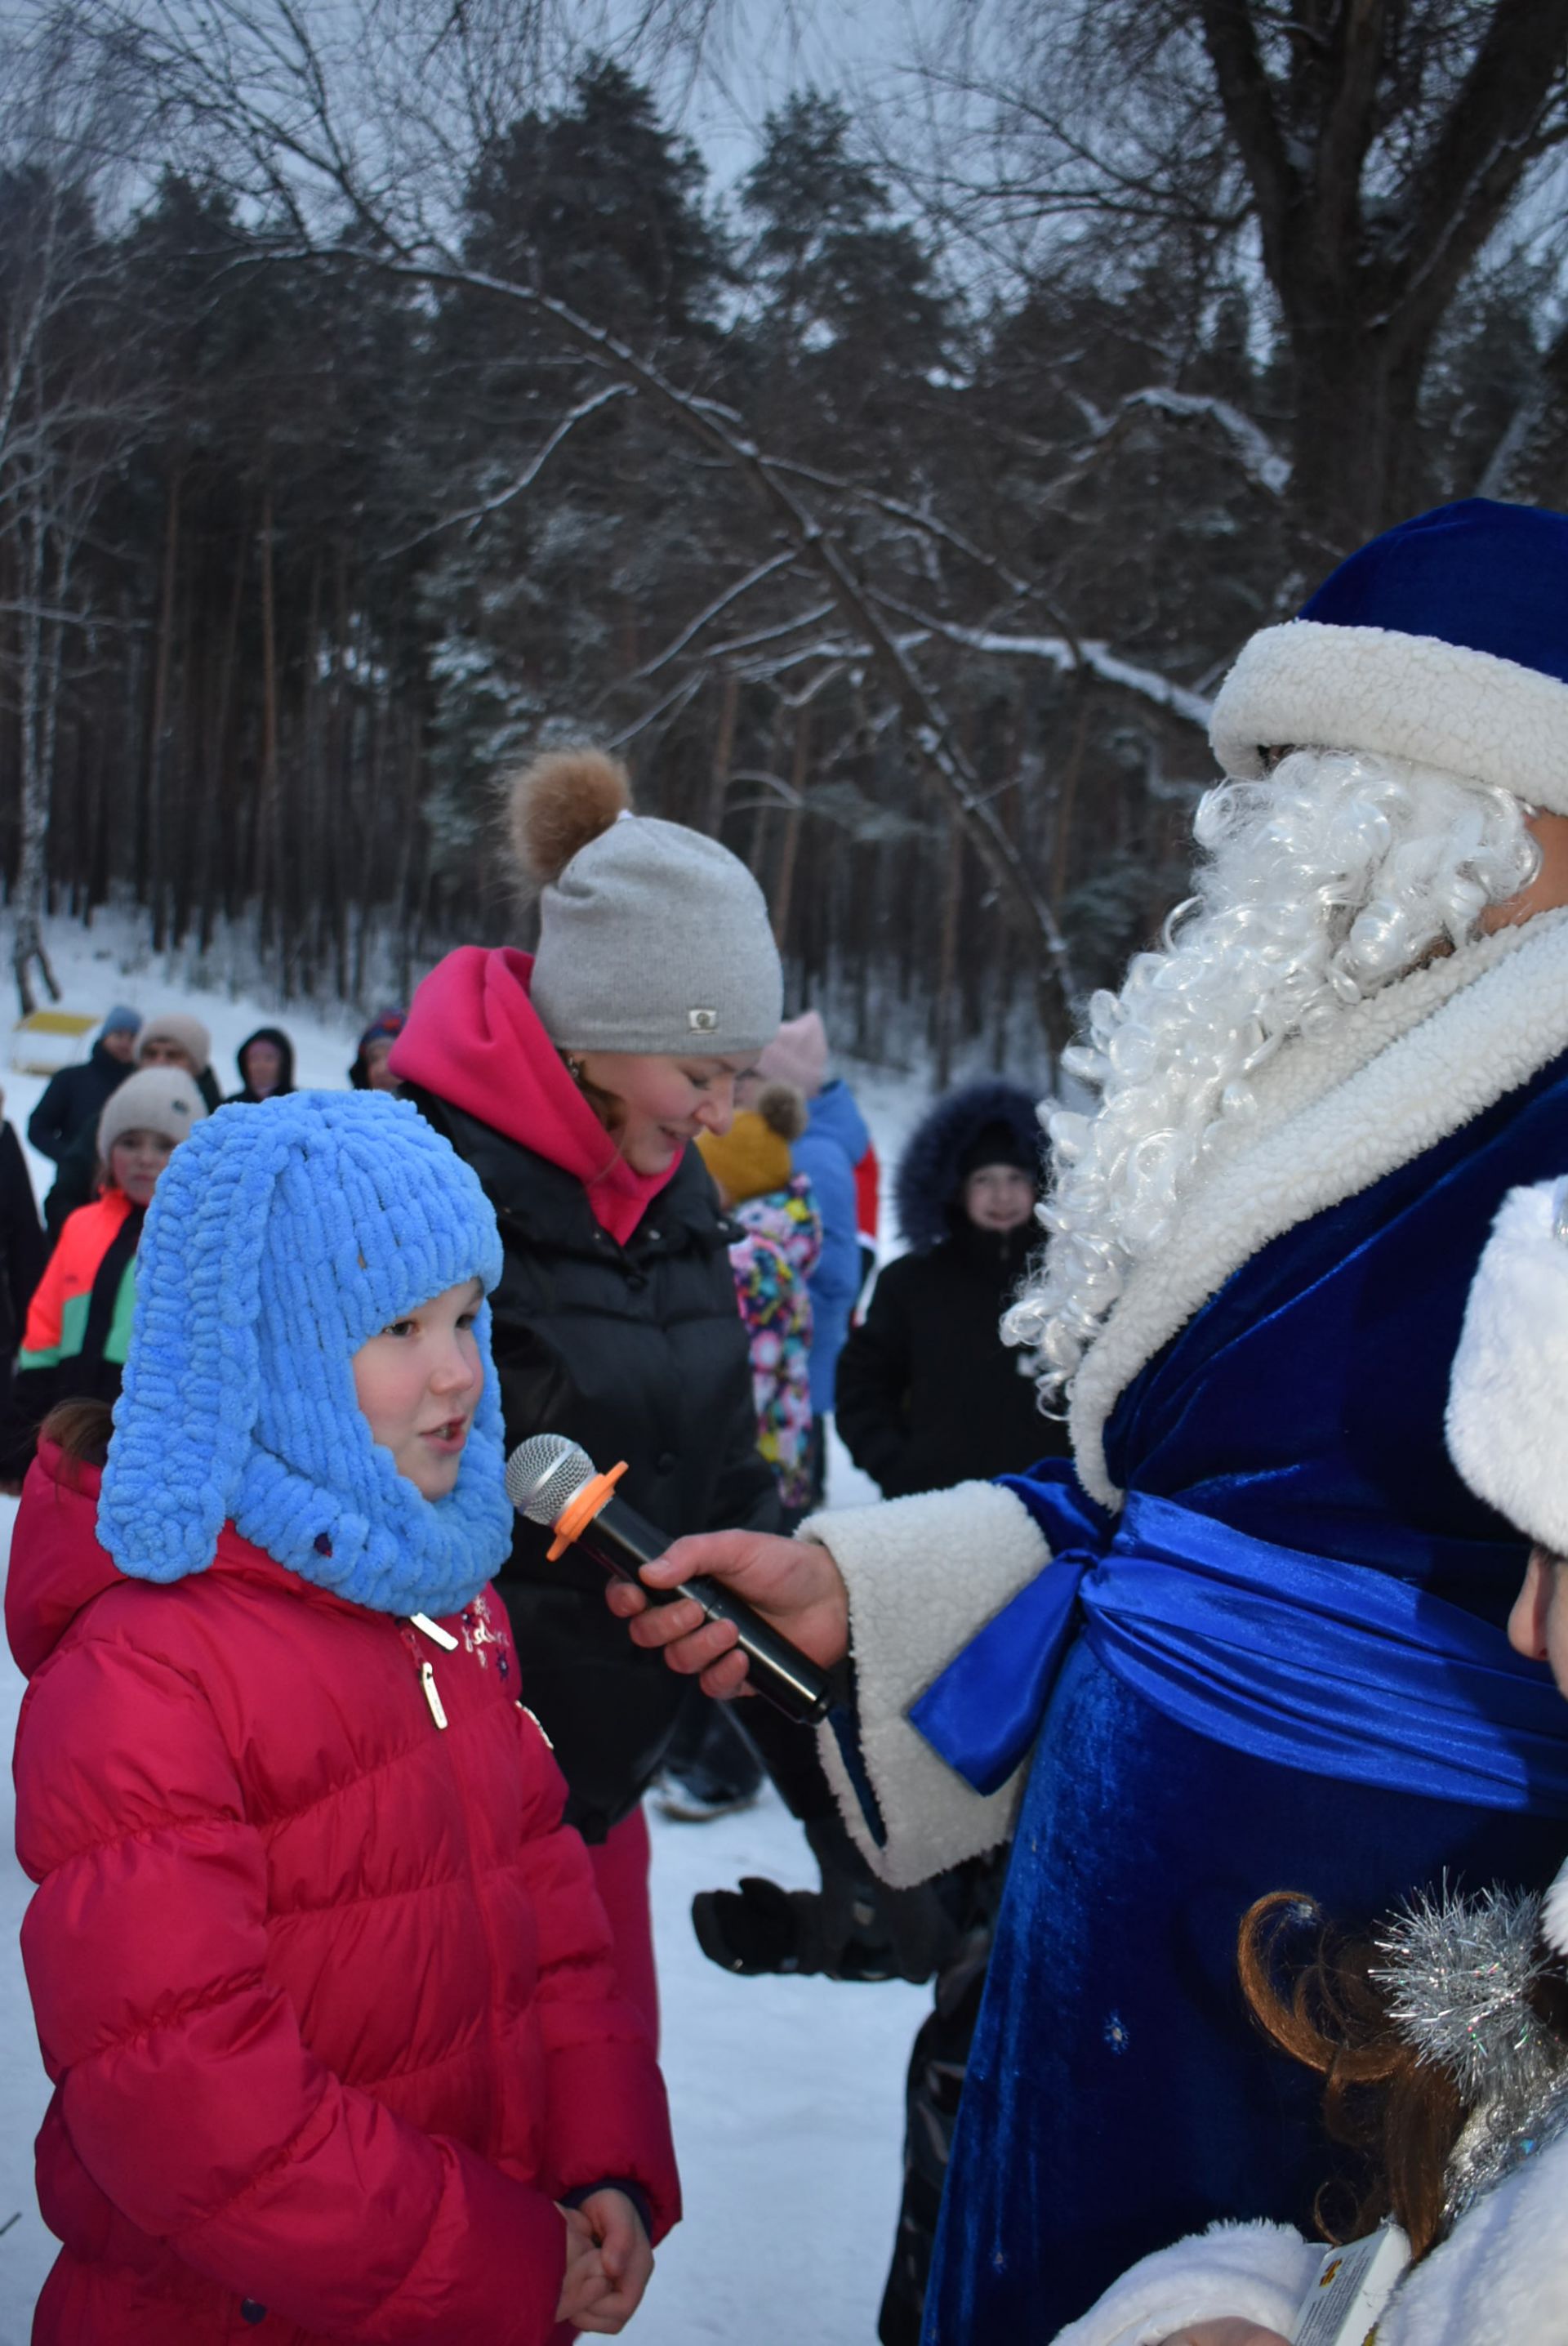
[576,1491,835,1728]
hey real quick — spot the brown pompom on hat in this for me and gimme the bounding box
[510,747,783,1057]
[697,1082,807,1205]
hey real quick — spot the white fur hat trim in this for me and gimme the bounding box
[1209,620,1568,811]
[1447,1180,1568,1554]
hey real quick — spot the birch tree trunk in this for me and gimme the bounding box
[12,492,61,1015]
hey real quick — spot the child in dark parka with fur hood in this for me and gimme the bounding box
[836,1079,1068,1497]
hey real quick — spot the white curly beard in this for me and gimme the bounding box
[1007,747,1540,1404]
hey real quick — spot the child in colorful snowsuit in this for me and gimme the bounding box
[6,1091,679,2344]
[699,1081,822,1522]
[8,1067,205,1465]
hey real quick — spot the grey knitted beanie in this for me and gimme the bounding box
[511,748,783,1056]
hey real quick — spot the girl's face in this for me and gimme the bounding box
[362,1037,399,1092]
[352,1278,486,1500]
[139,1037,197,1074]
[109,1127,176,1208]
[243,1039,283,1095]
[1509,1546,1568,1698]
[575,1050,758,1175]
[963,1163,1036,1233]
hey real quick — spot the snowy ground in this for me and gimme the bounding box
[0,915,939,2344]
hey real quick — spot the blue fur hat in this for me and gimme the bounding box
[97,1091,513,1617]
[1209,498,1568,810]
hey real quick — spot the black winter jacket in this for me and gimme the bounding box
[407,1084,781,1839]
[835,1220,1068,1497]
[0,1122,46,1358]
[27,1043,131,1165]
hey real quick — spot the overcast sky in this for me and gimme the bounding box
[610,0,934,186]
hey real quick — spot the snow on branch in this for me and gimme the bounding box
[636,549,801,677]
[871,598,1214,730]
[382,382,633,555]
[701,602,840,663]
[1117,388,1291,496]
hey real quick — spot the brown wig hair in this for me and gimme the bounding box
[1240,1888,1568,2260]
[39,1398,115,1483]
[1238,1890,1464,2260]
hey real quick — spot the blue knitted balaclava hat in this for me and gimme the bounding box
[97,1092,513,1617]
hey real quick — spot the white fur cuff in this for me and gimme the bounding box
[1210,619,1568,810]
[802,1481,1049,1887]
[1048,2221,1318,2346]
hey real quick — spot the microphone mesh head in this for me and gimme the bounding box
[505,1432,596,1526]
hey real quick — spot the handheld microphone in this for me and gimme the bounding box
[504,1433,835,1726]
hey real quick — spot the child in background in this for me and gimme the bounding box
[228,1024,296,1103]
[6,1092,678,2344]
[836,1079,1067,1501]
[698,1081,822,1523]
[350,1006,406,1091]
[45,1010,219,1233]
[652,1082,822,1826]
[8,1067,204,1461]
[26,1004,140,1165]
[752,1011,871,1507]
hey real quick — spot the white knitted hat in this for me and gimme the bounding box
[99,1066,207,1159]
[138,1010,212,1075]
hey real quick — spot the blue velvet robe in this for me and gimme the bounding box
[923,1048,1568,2344]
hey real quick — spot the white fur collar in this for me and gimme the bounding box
[1068,909,1568,1509]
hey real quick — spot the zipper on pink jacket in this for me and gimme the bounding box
[399,1620,449,1730]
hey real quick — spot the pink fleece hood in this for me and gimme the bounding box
[388,947,679,1245]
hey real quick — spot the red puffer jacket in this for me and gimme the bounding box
[7,1441,679,2345]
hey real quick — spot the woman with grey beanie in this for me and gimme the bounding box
[391,747,786,2032]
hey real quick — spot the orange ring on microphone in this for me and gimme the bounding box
[546,1461,630,1561]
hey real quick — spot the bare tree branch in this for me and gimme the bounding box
[381,380,634,555]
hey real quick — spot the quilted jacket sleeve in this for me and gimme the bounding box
[515,1795,680,2242]
[16,1631,570,2346]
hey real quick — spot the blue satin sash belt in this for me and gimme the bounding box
[907,1461,1568,1813]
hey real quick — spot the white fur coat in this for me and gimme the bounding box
[812,909,1568,1884]
[1049,2125,1568,2345]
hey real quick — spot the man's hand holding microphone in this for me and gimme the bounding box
[604,1526,850,1699]
[504,1433,849,1713]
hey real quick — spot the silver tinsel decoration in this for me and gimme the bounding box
[1372,1880,1568,2223]
[1373,1882,1556,2103]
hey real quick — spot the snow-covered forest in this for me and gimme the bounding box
[2,0,1566,1065]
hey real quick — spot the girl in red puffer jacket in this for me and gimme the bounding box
[5,1092,678,2345]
